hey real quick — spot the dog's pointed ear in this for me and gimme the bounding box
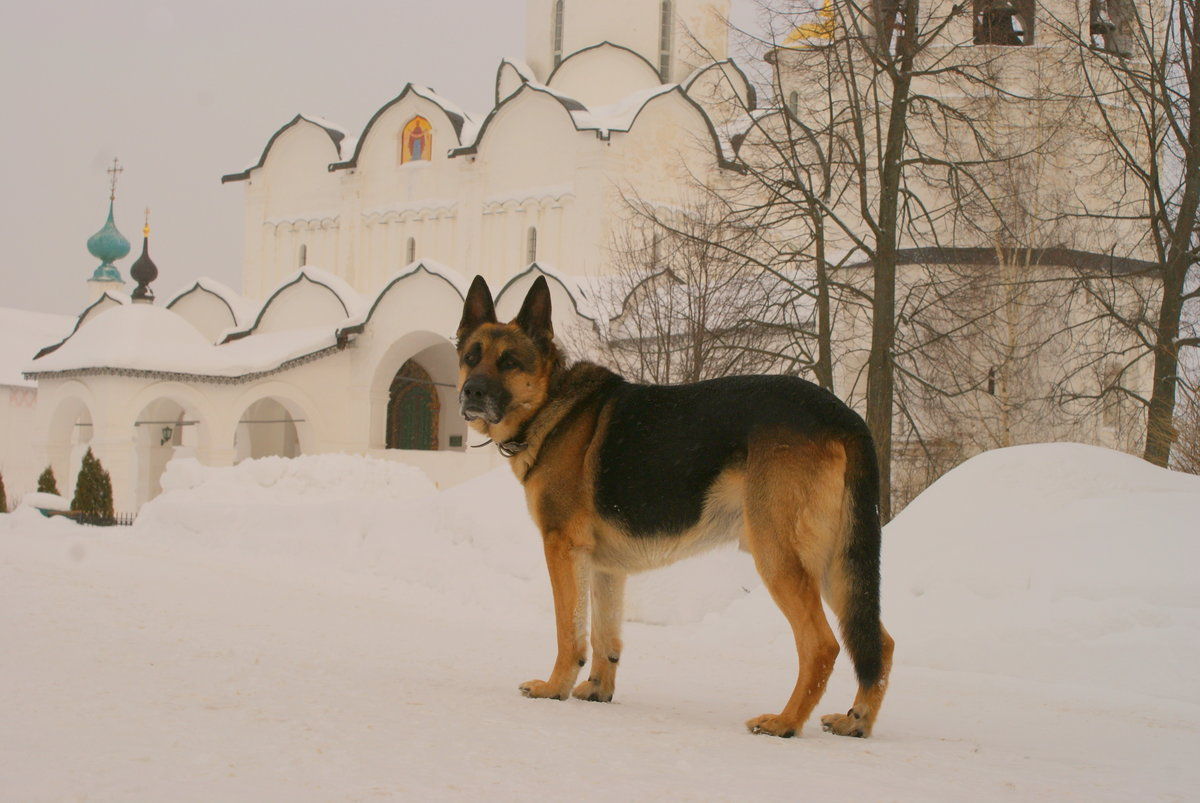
[515,275,553,344]
[458,275,497,341]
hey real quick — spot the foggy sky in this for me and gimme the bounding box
[1,0,528,316]
[2,0,763,318]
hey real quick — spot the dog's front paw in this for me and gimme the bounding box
[745,713,798,738]
[519,679,567,700]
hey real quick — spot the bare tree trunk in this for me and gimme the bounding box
[864,8,916,521]
[811,200,836,391]
[1145,258,1189,465]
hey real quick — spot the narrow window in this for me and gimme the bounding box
[526,227,538,265]
[1090,0,1131,55]
[406,237,416,264]
[875,0,902,52]
[973,0,1034,46]
[987,367,997,395]
[553,0,565,68]
[298,244,307,267]
[659,0,673,81]
[788,90,799,116]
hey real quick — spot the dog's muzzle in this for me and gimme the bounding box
[459,375,510,424]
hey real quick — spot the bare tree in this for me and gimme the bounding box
[606,0,1158,514]
[1170,376,1200,473]
[597,195,810,383]
[1049,0,1200,466]
[731,0,1064,517]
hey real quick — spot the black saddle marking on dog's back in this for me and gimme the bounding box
[594,375,868,537]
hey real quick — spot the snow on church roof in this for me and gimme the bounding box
[222,114,356,183]
[165,277,256,327]
[453,78,737,172]
[328,84,481,172]
[23,302,343,383]
[494,262,602,323]
[337,260,470,336]
[569,84,679,136]
[0,307,75,388]
[222,266,367,343]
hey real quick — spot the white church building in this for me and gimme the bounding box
[10,0,750,512]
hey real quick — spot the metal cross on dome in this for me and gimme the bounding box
[107,157,123,201]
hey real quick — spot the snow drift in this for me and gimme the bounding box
[131,443,1200,700]
[2,442,1197,800]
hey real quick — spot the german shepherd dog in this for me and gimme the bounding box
[456,275,894,738]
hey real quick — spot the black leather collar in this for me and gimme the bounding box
[496,439,528,457]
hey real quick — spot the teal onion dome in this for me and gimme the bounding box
[87,200,130,282]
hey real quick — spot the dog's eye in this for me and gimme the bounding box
[463,344,481,368]
[497,351,522,372]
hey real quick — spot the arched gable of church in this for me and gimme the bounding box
[345,262,466,344]
[33,293,126,360]
[222,115,346,182]
[495,59,535,105]
[494,264,597,332]
[615,86,737,177]
[547,42,663,107]
[231,270,357,338]
[681,59,757,125]
[460,85,590,185]
[223,116,346,222]
[333,84,469,175]
[167,281,248,343]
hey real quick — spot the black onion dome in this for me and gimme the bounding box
[130,220,158,302]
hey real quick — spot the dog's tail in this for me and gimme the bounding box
[838,433,884,689]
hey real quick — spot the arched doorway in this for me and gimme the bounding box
[133,397,191,506]
[46,396,94,502]
[386,359,440,450]
[235,397,303,462]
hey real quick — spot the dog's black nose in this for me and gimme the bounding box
[460,375,508,423]
[461,376,488,405]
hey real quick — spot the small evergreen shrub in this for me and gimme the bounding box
[37,466,60,495]
[72,448,114,520]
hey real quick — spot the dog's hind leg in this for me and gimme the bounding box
[520,533,592,700]
[743,436,843,738]
[744,550,839,738]
[573,569,626,702]
[819,621,893,738]
[820,435,893,738]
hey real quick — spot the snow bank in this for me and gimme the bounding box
[3,442,1197,800]
[133,445,1200,676]
[18,492,70,512]
[882,442,1200,701]
[135,453,759,625]
[127,442,1200,692]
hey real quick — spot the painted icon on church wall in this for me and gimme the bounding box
[400,116,433,164]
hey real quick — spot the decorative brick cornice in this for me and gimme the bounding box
[24,344,343,386]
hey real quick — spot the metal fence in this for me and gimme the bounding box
[74,511,137,527]
[43,510,138,527]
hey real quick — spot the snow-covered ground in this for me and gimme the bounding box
[2,444,1197,801]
